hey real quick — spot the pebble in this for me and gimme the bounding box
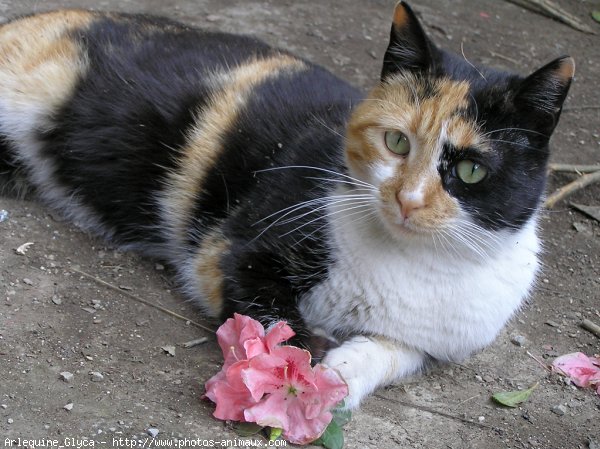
[90,371,104,382]
[0,209,8,222]
[1,404,7,409]
[22,278,33,286]
[545,320,560,328]
[154,263,165,271]
[551,404,567,416]
[64,402,74,411]
[51,295,62,305]
[147,428,159,438]
[475,374,483,382]
[60,371,74,382]
[478,416,485,422]
[161,346,176,357]
[511,335,526,347]
[7,418,13,424]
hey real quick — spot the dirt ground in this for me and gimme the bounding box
[0,0,599,448]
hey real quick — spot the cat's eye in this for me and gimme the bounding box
[384,130,411,156]
[456,160,487,184]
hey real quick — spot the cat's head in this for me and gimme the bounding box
[345,1,574,244]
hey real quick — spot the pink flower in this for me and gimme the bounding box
[205,314,296,421]
[552,352,600,395]
[243,346,348,444]
[204,314,348,445]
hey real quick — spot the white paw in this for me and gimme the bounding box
[322,335,425,409]
[322,336,379,409]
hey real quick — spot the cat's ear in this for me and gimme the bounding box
[514,56,575,135]
[381,2,436,80]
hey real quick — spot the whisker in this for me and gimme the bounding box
[254,165,375,190]
[291,209,378,248]
[304,176,378,192]
[279,201,375,239]
[253,193,372,226]
[276,197,374,227]
[482,127,549,138]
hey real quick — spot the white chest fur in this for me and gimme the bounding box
[300,207,540,363]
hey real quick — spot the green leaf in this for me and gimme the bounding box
[232,422,263,437]
[332,407,352,427]
[269,427,283,441]
[492,382,539,408]
[592,10,600,24]
[313,420,344,449]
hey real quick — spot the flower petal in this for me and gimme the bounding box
[271,345,315,389]
[217,314,265,368]
[552,352,600,388]
[242,353,287,400]
[265,321,295,351]
[244,392,290,430]
[204,369,226,403]
[211,379,257,421]
[283,398,332,445]
[301,364,348,420]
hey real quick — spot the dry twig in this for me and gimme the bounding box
[71,267,216,334]
[374,394,502,431]
[545,170,600,208]
[548,164,600,174]
[581,319,600,338]
[505,0,597,34]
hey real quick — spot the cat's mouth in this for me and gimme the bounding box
[377,203,435,238]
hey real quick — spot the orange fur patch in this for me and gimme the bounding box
[346,73,482,232]
[193,228,231,316]
[555,57,575,83]
[0,10,95,118]
[392,3,410,29]
[160,55,306,245]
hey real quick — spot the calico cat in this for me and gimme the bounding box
[0,2,574,408]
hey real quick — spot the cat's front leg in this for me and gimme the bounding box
[322,335,426,409]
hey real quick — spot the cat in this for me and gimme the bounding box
[0,2,574,409]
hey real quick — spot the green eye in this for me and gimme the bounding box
[456,160,487,184]
[384,130,411,155]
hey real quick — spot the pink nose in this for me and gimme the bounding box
[397,192,426,219]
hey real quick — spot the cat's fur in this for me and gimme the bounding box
[0,3,574,408]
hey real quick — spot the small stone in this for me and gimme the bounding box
[511,335,526,346]
[478,416,485,422]
[147,428,159,438]
[51,295,62,305]
[60,371,74,382]
[475,374,483,382]
[64,402,74,411]
[161,345,176,357]
[545,320,560,328]
[572,222,590,233]
[154,263,165,271]
[7,418,13,424]
[551,404,567,416]
[90,371,104,382]
[0,404,6,409]
[22,278,33,286]
[0,209,8,222]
